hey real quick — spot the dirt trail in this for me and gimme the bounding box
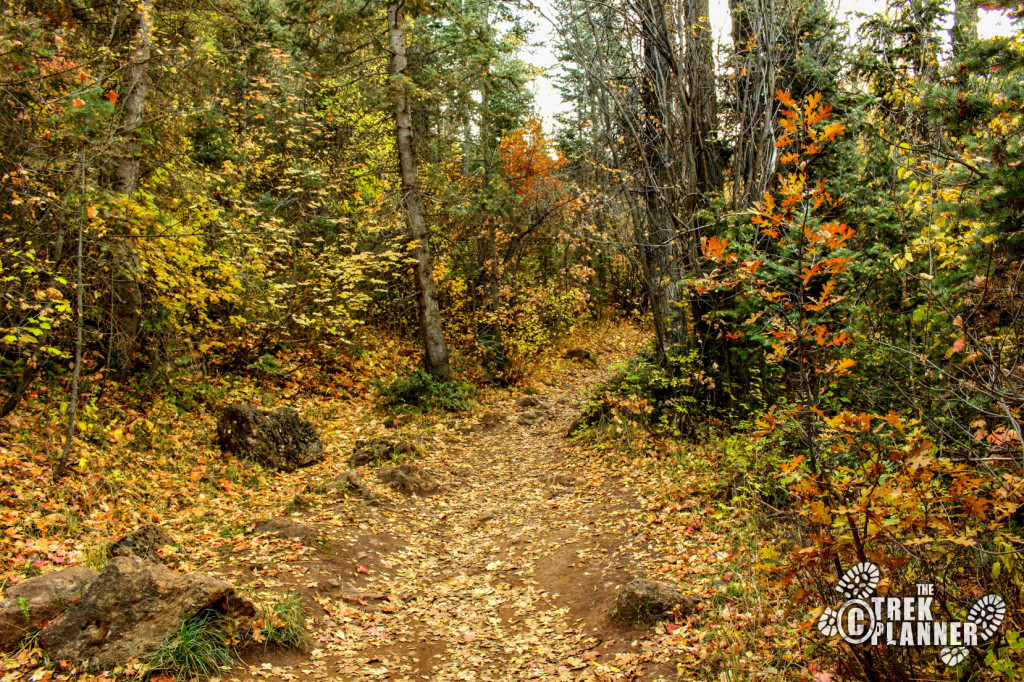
[223,346,692,681]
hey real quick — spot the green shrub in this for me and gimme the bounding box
[375,369,475,413]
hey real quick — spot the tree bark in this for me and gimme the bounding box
[116,0,152,197]
[638,0,689,364]
[685,0,722,193]
[388,1,452,380]
[110,0,153,372]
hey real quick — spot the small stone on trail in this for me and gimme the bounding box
[110,524,175,565]
[478,411,506,430]
[350,438,419,467]
[253,518,318,545]
[611,578,700,626]
[0,567,97,652]
[334,468,372,496]
[563,348,596,364]
[542,472,579,487]
[516,395,542,408]
[377,463,442,495]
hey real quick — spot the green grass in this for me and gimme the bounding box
[259,596,310,649]
[84,540,112,571]
[147,609,234,680]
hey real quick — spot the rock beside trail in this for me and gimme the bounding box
[479,411,506,429]
[217,404,323,471]
[377,463,441,495]
[611,578,700,626]
[38,555,254,671]
[334,469,373,497]
[110,524,174,565]
[518,406,553,426]
[253,518,318,545]
[516,395,543,408]
[542,472,580,488]
[563,348,596,364]
[0,567,97,652]
[349,438,419,467]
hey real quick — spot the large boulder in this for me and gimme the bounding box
[217,404,323,471]
[377,463,441,496]
[39,555,254,671]
[611,578,700,626]
[0,567,97,652]
[110,524,175,565]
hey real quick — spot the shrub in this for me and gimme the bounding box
[375,369,474,413]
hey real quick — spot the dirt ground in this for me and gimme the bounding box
[210,345,711,681]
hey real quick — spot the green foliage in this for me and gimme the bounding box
[375,369,475,413]
[147,609,235,680]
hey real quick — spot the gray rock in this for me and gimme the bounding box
[478,411,506,430]
[253,518,318,545]
[563,348,596,364]
[349,438,419,467]
[611,578,700,626]
[0,567,97,652]
[516,395,542,408]
[216,404,323,471]
[38,555,254,670]
[334,468,371,496]
[377,463,441,496]
[110,524,174,565]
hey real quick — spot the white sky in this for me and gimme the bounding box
[522,0,1019,129]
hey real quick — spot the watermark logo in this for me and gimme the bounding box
[817,562,1006,666]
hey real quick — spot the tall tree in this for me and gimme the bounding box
[388,1,453,380]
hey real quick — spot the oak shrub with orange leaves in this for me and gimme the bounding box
[697,93,1024,679]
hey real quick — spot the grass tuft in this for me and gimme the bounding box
[258,595,310,649]
[147,609,234,680]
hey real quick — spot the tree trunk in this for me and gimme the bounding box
[685,0,722,193]
[638,0,689,364]
[388,2,452,381]
[116,0,152,197]
[110,0,153,372]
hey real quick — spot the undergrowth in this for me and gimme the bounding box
[375,368,475,413]
[255,595,310,649]
[147,609,234,680]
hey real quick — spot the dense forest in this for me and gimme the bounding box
[1,0,1024,679]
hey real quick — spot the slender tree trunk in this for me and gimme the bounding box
[110,0,152,371]
[388,1,452,380]
[638,0,688,364]
[116,0,152,196]
[685,0,721,193]
[56,151,87,479]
